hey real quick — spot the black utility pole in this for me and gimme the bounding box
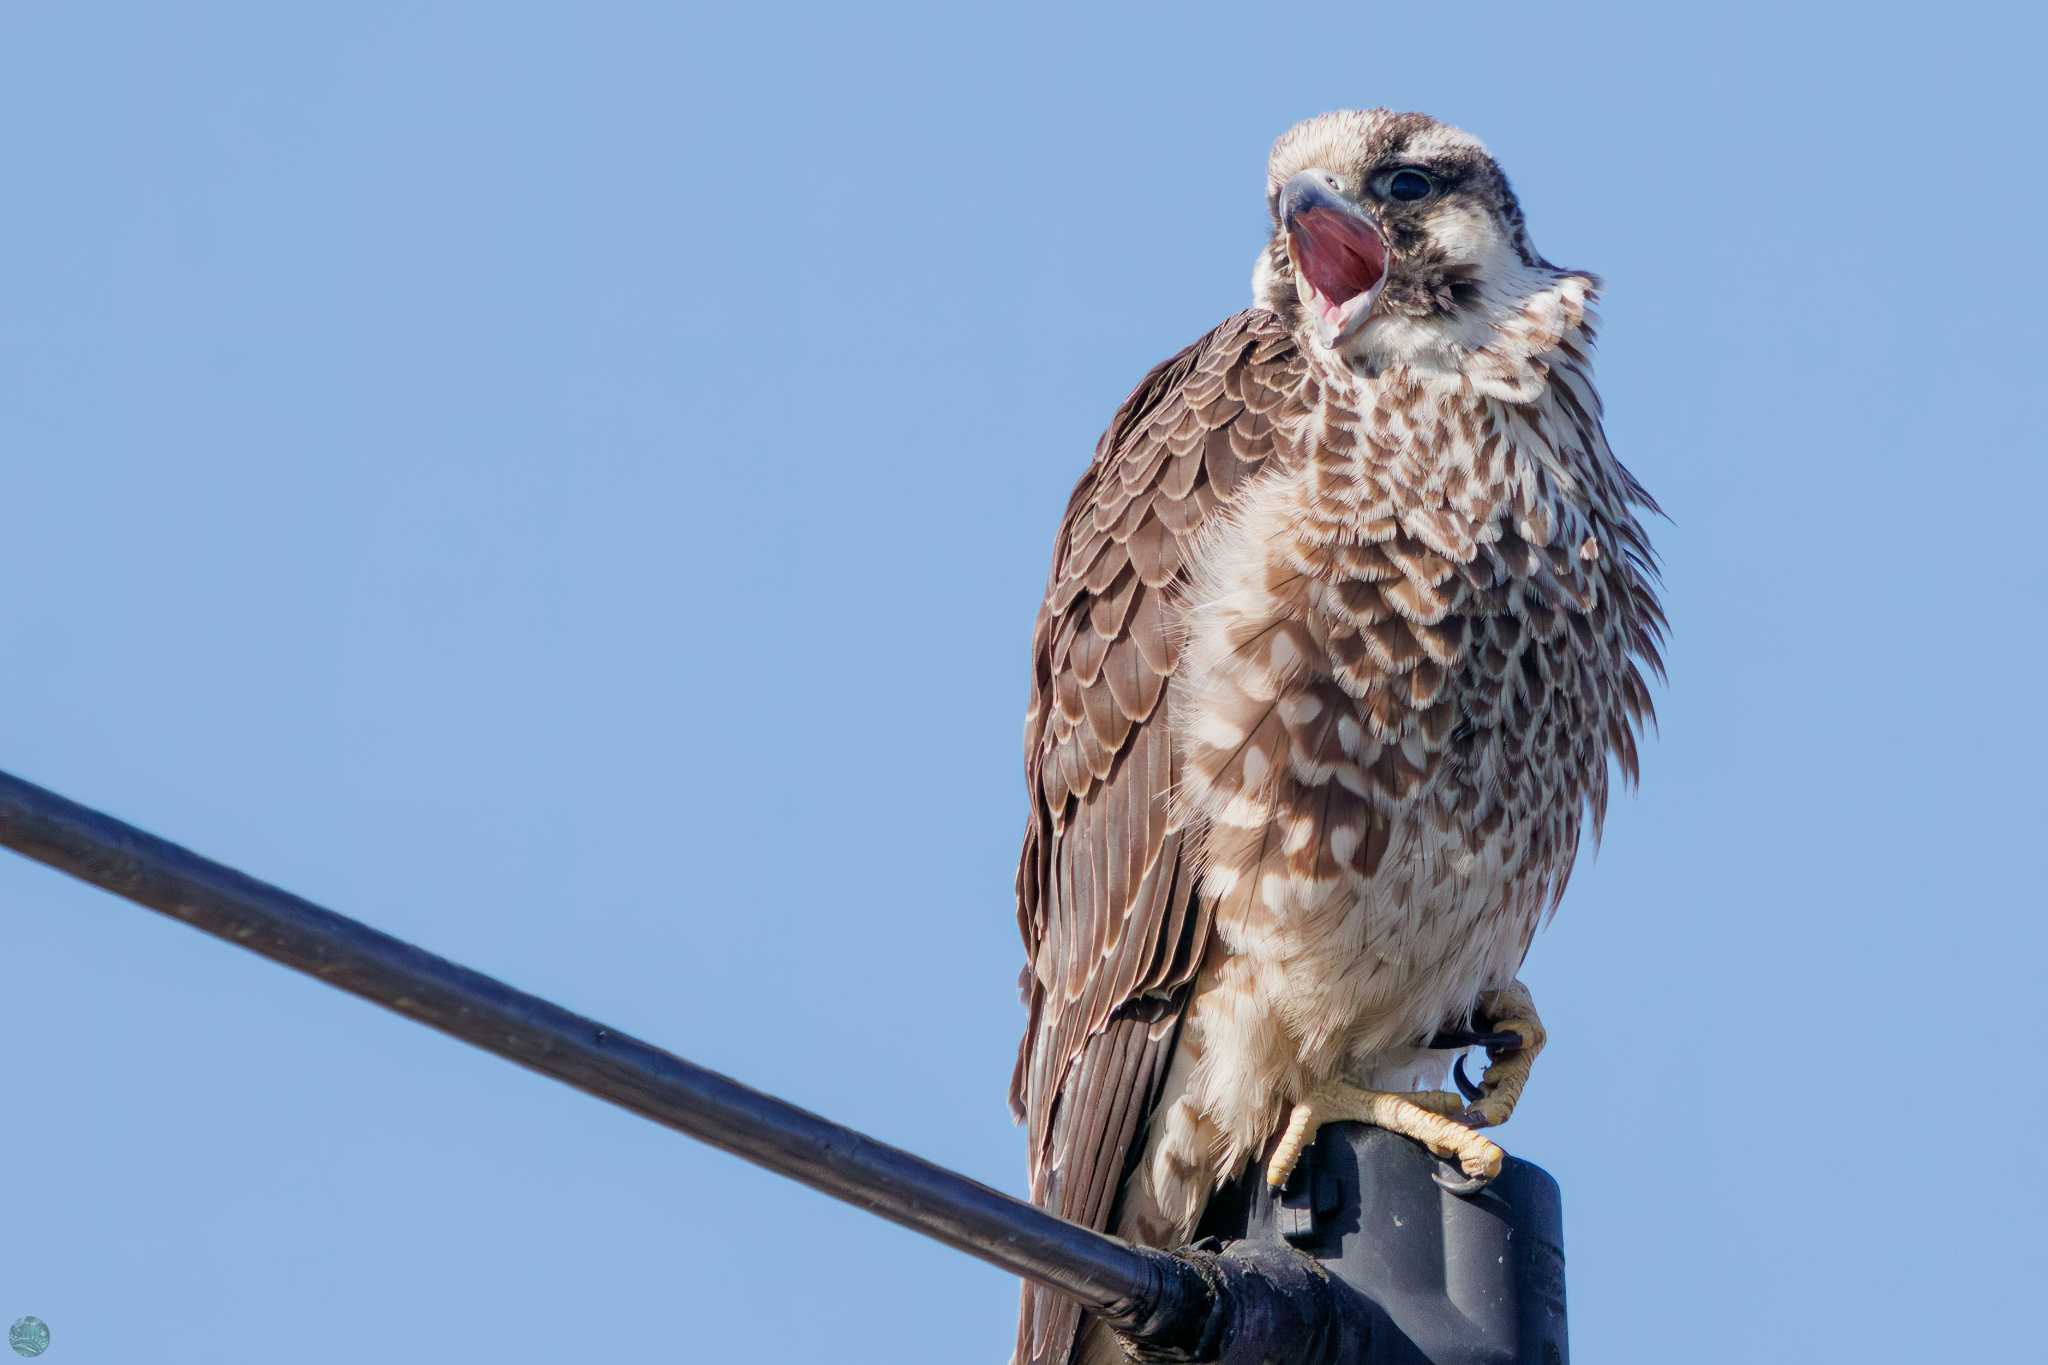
[0,768,1567,1363]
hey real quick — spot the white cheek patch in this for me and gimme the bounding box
[1423,201,1502,266]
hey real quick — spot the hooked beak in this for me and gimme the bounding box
[1280,170,1390,347]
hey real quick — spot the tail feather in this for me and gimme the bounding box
[1012,1007,1212,1364]
[1012,1008,1186,1364]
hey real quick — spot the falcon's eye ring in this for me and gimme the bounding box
[1382,168,1435,203]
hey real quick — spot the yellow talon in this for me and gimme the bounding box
[1264,978,1548,1192]
[1461,979,1547,1128]
[1267,1082,1504,1190]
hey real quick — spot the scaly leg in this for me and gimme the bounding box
[1267,978,1548,1194]
[1268,1082,1505,1191]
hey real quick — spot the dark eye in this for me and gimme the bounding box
[1385,168,1434,202]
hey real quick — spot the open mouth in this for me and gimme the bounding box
[1286,205,1388,344]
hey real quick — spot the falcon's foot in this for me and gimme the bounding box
[1267,979,1549,1195]
[1267,1082,1503,1194]
[1449,979,1547,1132]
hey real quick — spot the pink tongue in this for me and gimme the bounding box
[1293,208,1385,304]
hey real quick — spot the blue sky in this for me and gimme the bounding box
[3,4,2042,1362]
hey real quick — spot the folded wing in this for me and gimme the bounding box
[1011,310,1308,1365]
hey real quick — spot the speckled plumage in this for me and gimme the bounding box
[1010,110,1664,1365]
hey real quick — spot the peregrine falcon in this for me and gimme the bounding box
[1010,108,1664,1364]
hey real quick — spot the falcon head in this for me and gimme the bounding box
[1252,109,1571,374]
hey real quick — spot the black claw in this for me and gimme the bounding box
[1426,1027,1523,1052]
[1455,1106,1495,1130]
[1433,1164,1492,1196]
[1452,1054,1487,1103]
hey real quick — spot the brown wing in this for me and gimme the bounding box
[1011,310,1307,1365]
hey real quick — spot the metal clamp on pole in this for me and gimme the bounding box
[0,768,1566,1362]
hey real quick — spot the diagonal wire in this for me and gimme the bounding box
[0,765,1210,1339]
